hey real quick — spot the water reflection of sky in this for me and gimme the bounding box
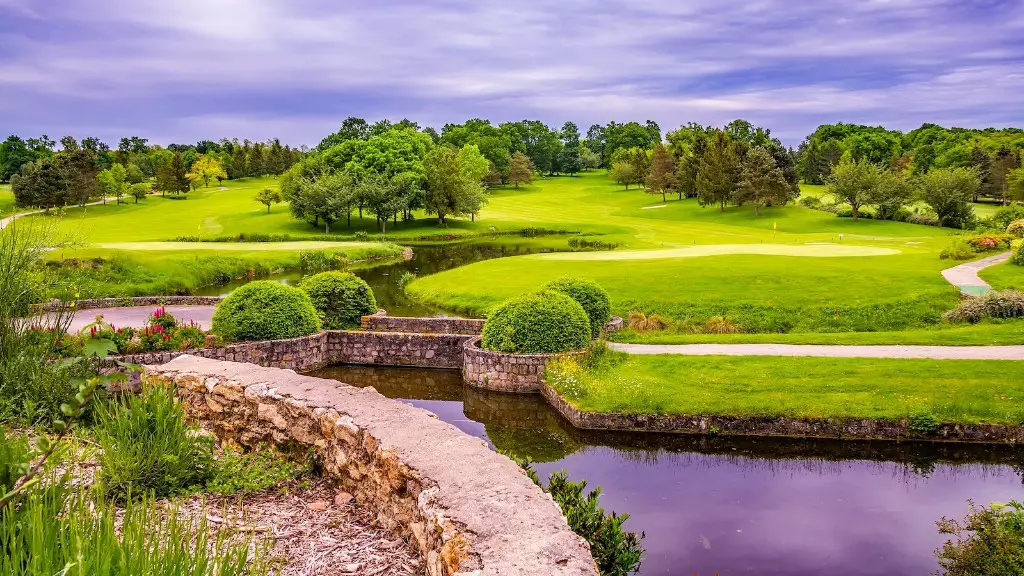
[315,367,1024,576]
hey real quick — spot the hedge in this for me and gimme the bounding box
[481,290,590,354]
[543,277,611,337]
[211,281,320,341]
[299,271,377,330]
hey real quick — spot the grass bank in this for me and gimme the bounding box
[548,352,1024,425]
[981,260,1024,291]
[0,183,13,214]
[45,242,404,298]
[609,321,1024,346]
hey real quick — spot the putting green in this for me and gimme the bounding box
[97,241,380,252]
[528,243,901,261]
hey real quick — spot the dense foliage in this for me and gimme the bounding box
[936,501,1024,575]
[481,290,590,353]
[543,277,611,337]
[96,384,215,501]
[299,271,378,329]
[943,291,1024,323]
[211,280,321,341]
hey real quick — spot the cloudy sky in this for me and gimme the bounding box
[1,0,1022,147]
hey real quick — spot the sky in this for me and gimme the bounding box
[1,0,1022,148]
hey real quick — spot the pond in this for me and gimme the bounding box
[308,364,1024,576]
[196,237,566,316]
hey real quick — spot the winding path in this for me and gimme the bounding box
[941,251,1012,296]
[67,305,215,332]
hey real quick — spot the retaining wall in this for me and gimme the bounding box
[361,315,485,336]
[330,331,473,369]
[150,356,598,576]
[462,338,584,393]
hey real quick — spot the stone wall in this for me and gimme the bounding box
[150,356,598,576]
[114,332,329,372]
[34,295,224,312]
[462,338,584,393]
[330,331,473,369]
[539,382,1024,444]
[361,315,485,336]
[603,315,624,333]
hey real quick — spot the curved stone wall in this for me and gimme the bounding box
[150,356,598,576]
[34,295,224,312]
[462,338,584,393]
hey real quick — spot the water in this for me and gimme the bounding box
[196,238,564,316]
[308,364,1024,576]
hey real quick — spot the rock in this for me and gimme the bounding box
[307,501,329,511]
[335,491,353,506]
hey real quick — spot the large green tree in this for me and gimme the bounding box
[824,156,881,221]
[646,143,676,201]
[423,146,487,224]
[695,131,738,211]
[919,167,980,229]
[733,146,791,216]
[559,122,582,176]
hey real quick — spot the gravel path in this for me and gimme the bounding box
[67,305,216,332]
[607,342,1024,360]
[941,251,1012,296]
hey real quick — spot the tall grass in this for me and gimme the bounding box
[96,385,214,502]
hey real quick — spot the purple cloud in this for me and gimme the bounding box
[0,0,1022,146]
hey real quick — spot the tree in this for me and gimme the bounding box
[507,152,533,188]
[646,143,676,202]
[1008,167,1024,203]
[559,122,582,176]
[824,156,880,220]
[609,161,637,190]
[580,147,601,171]
[457,144,491,185]
[423,146,487,224]
[185,155,227,188]
[10,158,70,210]
[97,164,127,205]
[125,163,145,184]
[0,136,40,182]
[919,167,980,229]
[733,146,792,216]
[990,147,1020,205]
[255,188,282,213]
[129,183,150,204]
[695,131,738,211]
[871,170,914,221]
[155,153,190,196]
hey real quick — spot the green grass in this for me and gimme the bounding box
[406,171,967,332]
[549,353,1024,424]
[0,183,13,215]
[981,260,1024,291]
[609,321,1024,345]
[47,243,404,298]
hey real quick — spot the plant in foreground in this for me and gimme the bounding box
[502,451,644,576]
[935,500,1024,575]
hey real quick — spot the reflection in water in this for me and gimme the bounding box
[196,239,561,316]
[309,364,1024,576]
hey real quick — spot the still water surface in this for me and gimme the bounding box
[308,364,1024,576]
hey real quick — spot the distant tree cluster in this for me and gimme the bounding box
[604,119,800,213]
[4,133,304,209]
[798,123,1024,205]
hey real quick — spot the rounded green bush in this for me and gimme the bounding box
[212,281,320,341]
[1007,219,1024,238]
[543,276,611,337]
[481,290,591,354]
[299,271,377,330]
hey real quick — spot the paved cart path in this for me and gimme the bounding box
[941,251,1012,296]
[67,305,216,332]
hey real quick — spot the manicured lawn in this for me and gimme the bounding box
[0,183,14,215]
[47,243,404,298]
[981,260,1024,291]
[549,353,1024,424]
[609,321,1024,346]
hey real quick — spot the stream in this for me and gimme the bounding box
[308,364,1024,576]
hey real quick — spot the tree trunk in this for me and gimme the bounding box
[347,212,351,227]
[852,204,859,220]
[661,192,666,202]
[267,205,270,213]
[359,207,362,218]
[754,203,760,217]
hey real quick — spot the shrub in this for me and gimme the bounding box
[798,196,822,209]
[207,446,308,496]
[543,277,611,338]
[908,412,940,436]
[1013,239,1024,266]
[0,428,30,491]
[353,230,369,241]
[936,500,1024,576]
[1007,219,1024,238]
[96,384,214,501]
[212,281,320,341]
[965,234,1011,252]
[299,271,377,330]
[398,271,417,289]
[943,290,1024,323]
[627,311,668,333]
[704,315,740,334]
[481,291,590,354]
[835,207,873,219]
[991,205,1024,230]
[939,242,977,261]
[907,213,941,227]
[148,305,177,330]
